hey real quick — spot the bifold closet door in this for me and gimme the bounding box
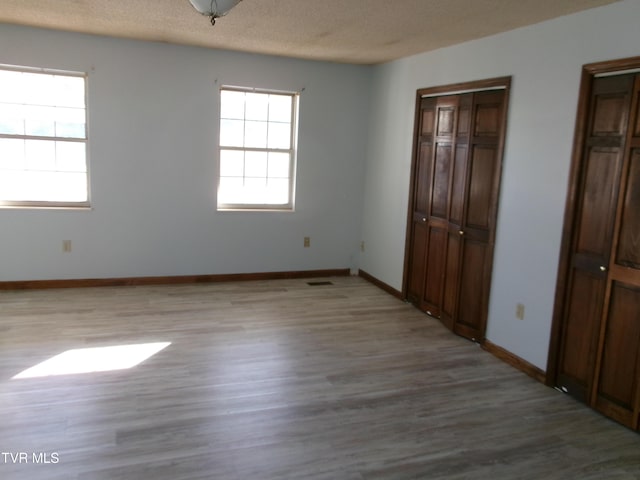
[452,91,505,341]
[406,96,436,310]
[554,72,640,430]
[406,83,508,343]
[407,95,461,318]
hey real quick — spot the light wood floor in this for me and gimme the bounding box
[1,276,638,479]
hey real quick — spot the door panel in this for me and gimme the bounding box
[591,95,628,137]
[422,224,447,316]
[597,283,640,408]
[421,106,435,136]
[437,106,455,136]
[474,101,501,137]
[407,221,427,304]
[454,239,487,340]
[595,283,640,427]
[449,145,467,225]
[557,269,606,402]
[616,149,640,268]
[466,145,497,231]
[590,75,633,137]
[431,144,453,218]
[414,143,433,214]
[634,93,640,137]
[585,75,631,140]
[575,148,622,258]
[441,232,461,329]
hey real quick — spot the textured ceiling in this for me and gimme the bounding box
[0,0,621,65]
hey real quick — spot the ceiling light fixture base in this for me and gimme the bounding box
[188,0,242,25]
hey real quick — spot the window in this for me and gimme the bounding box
[0,66,88,208]
[218,87,298,210]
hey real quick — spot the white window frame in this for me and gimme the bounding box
[217,86,299,211]
[0,64,90,209]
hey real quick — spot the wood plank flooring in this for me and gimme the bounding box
[0,276,638,479]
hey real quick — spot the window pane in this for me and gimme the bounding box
[269,95,292,123]
[0,170,30,201]
[25,118,55,137]
[244,178,267,204]
[55,107,86,138]
[56,121,85,138]
[266,178,289,204]
[0,103,25,135]
[0,70,23,103]
[53,75,85,108]
[56,141,86,172]
[52,172,87,201]
[245,93,268,121]
[23,72,54,106]
[245,121,267,148]
[0,138,26,170]
[24,105,56,136]
[268,122,291,149]
[245,151,267,178]
[25,140,55,171]
[0,170,87,202]
[221,90,245,120]
[268,152,290,178]
[220,149,244,177]
[220,119,244,147]
[0,118,24,134]
[218,176,244,204]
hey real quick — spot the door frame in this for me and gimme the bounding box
[401,76,511,337]
[546,55,640,386]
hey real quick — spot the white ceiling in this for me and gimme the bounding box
[0,0,621,65]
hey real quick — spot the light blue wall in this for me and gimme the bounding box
[3,0,639,370]
[0,25,370,280]
[359,0,640,369]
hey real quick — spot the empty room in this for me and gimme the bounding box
[1,0,639,478]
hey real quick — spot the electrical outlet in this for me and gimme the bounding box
[62,240,72,253]
[304,236,310,248]
[360,241,365,252]
[516,303,525,320]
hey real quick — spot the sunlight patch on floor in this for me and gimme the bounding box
[12,342,171,379]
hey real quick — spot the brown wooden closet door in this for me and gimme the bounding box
[555,75,633,404]
[454,91,505,341]
[592,75,640,428]
[408,96,459,316]
[407,98,436,306]
[423,96,459,316]
[441,94,472,330]
[406,82,508,343]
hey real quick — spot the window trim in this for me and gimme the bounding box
[0,64,90,210]
[217,86,299,212]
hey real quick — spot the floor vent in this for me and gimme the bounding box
[307,281,333,286]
